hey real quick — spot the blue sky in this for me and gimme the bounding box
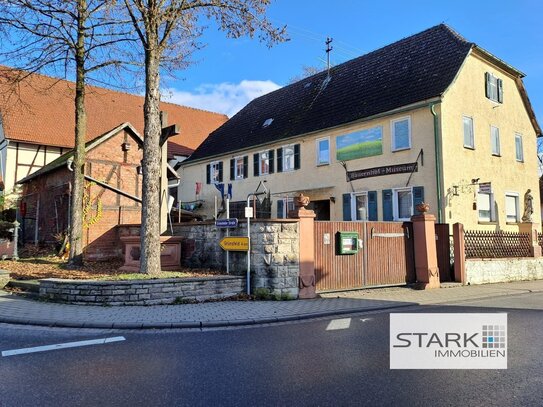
[165,0,543,123]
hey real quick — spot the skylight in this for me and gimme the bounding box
[262,118,274,128]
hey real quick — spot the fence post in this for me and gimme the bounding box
[12,220,19,261]
[411,209,440,289]
[289,194,316,299]
[453,223,466,284]
[518,222,541,258]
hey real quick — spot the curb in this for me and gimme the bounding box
[0,302,415,330]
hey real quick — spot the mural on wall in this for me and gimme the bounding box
[336,126,383,161]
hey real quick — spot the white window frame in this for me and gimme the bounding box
[283,144,295,172]
[505,192,520,224]
[515,133,524,162]
[486,73,500,103]
[280,197,296,218]
[490,125,500,156]
[258,151,269,175]
[210,160,221,184]
[393,187,413,221]
[463,115,474,149]
[391,116,412,152]
[316,137,330,166]
[350,191,368,221]
[477,191,495,223]
[234,156,245,180]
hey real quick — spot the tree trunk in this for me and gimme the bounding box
[68,0,87,267]
[140,44,162,274]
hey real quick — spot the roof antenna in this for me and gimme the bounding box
[325,37,333,75]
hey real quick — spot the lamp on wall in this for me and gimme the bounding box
[330,196,336,204]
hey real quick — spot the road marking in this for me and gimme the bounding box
[1,336,126,357]
[360,318,373,322]
[326,318,351,331]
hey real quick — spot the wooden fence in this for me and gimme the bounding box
[464,230,532,259]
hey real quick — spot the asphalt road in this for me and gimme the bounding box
[0,292,542,407]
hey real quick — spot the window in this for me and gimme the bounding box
[259,151,269,175]
[234,157,244,179]
[230,156,248,180]
[485,72,503,103]
[491,126,500,156]
[283,145,295,171]
[391,117,411,151]
[463,116,474,148]
[351,192,368,221]
[316,137,330,166]
[207,160,222,184]
[515,133,524,162]
[395,188,413,220]
[505,193,519,223]
[277,197,295,218]
[477,192,494,222]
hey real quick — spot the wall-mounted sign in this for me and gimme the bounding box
[478,182,492,194]
[215,218,238,228]
[336,126,383,161]
[336,231,359,255]
[219,236,249,251]
[347,162,418,181]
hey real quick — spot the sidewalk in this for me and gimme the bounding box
[1,280,542,329]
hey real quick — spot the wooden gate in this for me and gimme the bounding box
[314,221,415,292]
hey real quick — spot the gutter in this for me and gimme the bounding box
[430,102,443,223]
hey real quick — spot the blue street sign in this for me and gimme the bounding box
[215,218,238,228]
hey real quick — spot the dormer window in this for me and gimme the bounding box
[485,72,503,103]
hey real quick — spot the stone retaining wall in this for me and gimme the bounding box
[0,270,9,289]
[465,258,543,285]
[171,220,300,297]
[39,275,245,305]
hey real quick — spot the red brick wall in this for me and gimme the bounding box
[21,129,144,260]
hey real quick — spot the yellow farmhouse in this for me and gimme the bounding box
[179,24,541,232]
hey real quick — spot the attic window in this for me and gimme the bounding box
[262,118,274,128]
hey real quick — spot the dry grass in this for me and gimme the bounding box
[1,255,221,281]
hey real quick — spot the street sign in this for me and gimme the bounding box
[219,236,249,251]
[215,218,238,228]
[245,206,254,218]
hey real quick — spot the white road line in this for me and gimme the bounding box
[1,336,126,357]
[326,318,351,331]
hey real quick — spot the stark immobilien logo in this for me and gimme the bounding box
[390,313,507,369]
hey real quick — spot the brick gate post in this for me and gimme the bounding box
[289,194,317,299]
[518,222,542,258]
[452,223,466,284]
[411,206,440,289]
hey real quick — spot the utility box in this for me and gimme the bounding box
[336,231,359,255]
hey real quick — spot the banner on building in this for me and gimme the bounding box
[347,162,418,181]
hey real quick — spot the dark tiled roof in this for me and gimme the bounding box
[167,141,194,160]
[187,24,473,162]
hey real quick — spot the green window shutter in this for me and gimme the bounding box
[243,156,248,178]
[206,164,211,184]
[383,189,393,221]
[497,79,503,103]
[269,150,275,174]
[294,144,301,170]
[277,199,284,219]
[484,72,490,98]
[230,159,235,180]
[368,191,378,221]
[413,186,425,213]
[342,193,352,221]
[253,153,259,176]
[218,161,223,182]
[277,148,283,172]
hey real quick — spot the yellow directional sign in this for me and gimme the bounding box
[219,236,249,252]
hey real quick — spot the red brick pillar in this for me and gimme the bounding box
[453,223,466,284]
[411,212,440,289]
[289,195,317,299]
[518,222,542,258]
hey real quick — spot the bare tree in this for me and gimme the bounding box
[122,0,286,274]
[0,0,134,266]
[288,64,324,84]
